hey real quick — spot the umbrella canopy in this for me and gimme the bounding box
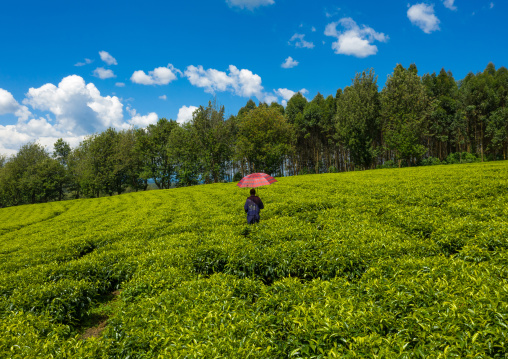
[236,173,277,188]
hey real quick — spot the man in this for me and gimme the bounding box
[244,188,264,224]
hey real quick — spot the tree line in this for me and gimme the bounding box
[0,62,507,207]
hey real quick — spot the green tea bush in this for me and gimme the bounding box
[1,161,508,357]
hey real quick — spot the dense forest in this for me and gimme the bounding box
[0,63,507,207]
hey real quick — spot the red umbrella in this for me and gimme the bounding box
[236,172,277,188]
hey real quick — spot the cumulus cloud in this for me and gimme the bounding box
[0,125,33,156]
[324,17,388,58]
[131,64,181,85]
[0,76,161,155]
[442,0,457,10]
[288,33,315,49]
[185,65,264,99]
[128,111,159,128]
[226,0,274,10]
[0,89,22,115]
[115,82,125,87]
[262,94,278,104]
[93,67,116,79]
[23,75,124,135]
[176,105,198,124]
[407,3,440,34]
[75,58,93,67]
[99,51,117,65]
[274,88,308,106]
[159,95,167,100]
[0,88,32,121]
[281,56,299,69]
[490,2,494,9]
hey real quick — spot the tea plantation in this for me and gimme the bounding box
[1,162,507,358]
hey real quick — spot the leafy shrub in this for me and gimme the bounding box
[420,156,442,166]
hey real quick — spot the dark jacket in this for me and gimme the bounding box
[244,195,264,224]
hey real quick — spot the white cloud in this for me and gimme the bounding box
[274,88,308,106]
[407,3,440,34]
[23,75,124,135]
[159,95,167,100]
[17,117,62,137]
[0,89,21,115]
[226,0,274,10]
[131,64,181,85]
[311,26,316,32]
[176,105,198,124]
[274,88,308,101]
[0,117,88,157]
[185,65,264,99]
[75,58,93,67]
[0,76,164,155]
[490,2,494,9]
[115,82,125,87]
[442,0,457,10]
[0,88,32,121]
[99,51,117,65]
[289,33,315,49]
[93,67,116,79]
[0,125,32,156]
[281,56,299,69]
[324,17,388,58]
[128,111,159,128]
[263,94,279,104]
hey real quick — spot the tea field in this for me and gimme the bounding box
[1,162,508,358]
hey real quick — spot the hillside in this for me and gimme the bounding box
[1,162,508,358]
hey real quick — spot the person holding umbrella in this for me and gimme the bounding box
[237,172,276,224]
[244,188,264,224]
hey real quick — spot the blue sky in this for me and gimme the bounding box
[0,0,505,155]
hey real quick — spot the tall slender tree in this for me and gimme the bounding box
[336,69,381,169]
[381,64,432,167]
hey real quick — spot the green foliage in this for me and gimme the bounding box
[382,64,432,167]
[444,152,480,164]
[235,106,295,175]
[336,69,380,169]
[189,101,233,184]
[138,118,179,189]
[0,142,66,206]
[1,162,508,357]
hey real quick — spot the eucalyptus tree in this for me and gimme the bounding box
[458,65,498,161]
[285,92,308,173]
[189,101,233,184]
[486,107,508,159]
[116,129,146,191]
[53,138,71,166]
[138,118,178,189]
[422,68,459,160]
[269,101,285,116]
[237,99,257,118]
[336,69,381,170]
[235,106,295,175]
[485,66,508,159]
[381,64,432,167]
[167,123,201,187]
[52,138,72,200]
[321,95,338,171]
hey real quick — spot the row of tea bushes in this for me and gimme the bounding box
[1,162,507,357]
